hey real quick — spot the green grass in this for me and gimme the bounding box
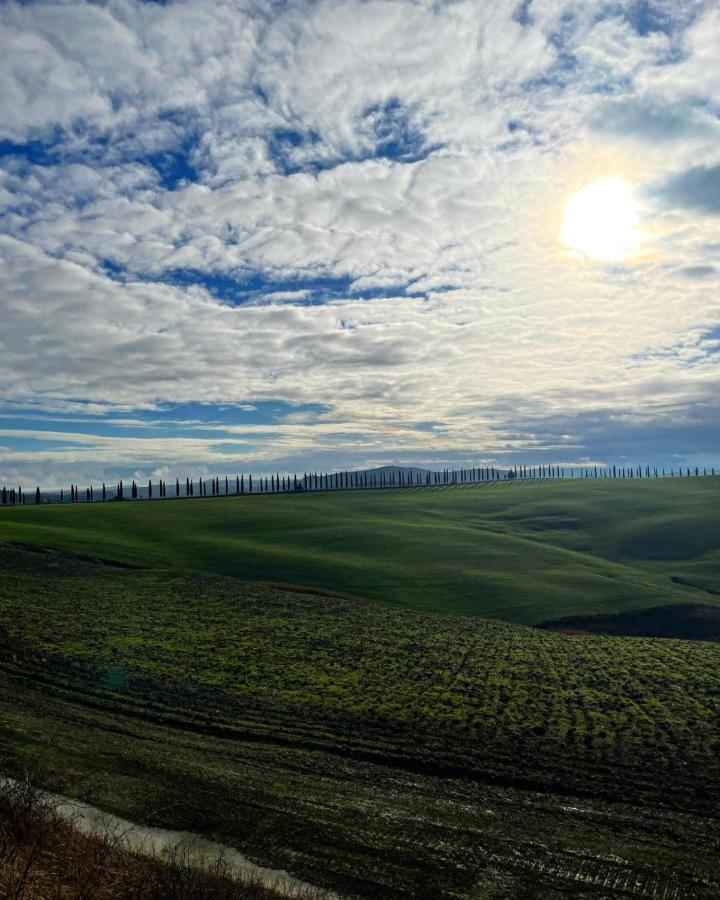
[3,542,718,783]
[2,479,719,893]
[1,542,719,897]
[1,478,719,623]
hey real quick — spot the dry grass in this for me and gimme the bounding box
[0,773,327,900]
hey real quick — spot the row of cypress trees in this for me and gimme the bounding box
[1,463,717,505]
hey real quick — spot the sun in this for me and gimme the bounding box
[561,177,641,262]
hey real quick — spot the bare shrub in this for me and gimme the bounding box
[0,769,330,900]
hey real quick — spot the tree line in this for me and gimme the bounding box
[1,463,718,505]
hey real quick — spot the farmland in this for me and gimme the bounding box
[1,478,719,897]
[0,477,719,624]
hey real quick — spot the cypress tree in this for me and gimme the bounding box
[2,486,7,505]
[236,475,240,494]
[35,486,41,504]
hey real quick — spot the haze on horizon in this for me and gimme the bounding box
[1,0,719,487]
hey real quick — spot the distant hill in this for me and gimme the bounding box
[359,465,431,479]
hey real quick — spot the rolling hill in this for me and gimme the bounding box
[1,478,719,624]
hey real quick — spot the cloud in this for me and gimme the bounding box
[1,0,720,483]
[677,265,717,279]
[591,96,717,141]
[654,163,720,214]
[634,5,720,101]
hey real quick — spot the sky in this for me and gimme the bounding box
[1,0,719,488]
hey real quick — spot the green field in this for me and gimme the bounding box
[1,479,719,897]
[1,541,719,897]
[1,478,719,623]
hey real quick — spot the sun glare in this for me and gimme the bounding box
[561,177,641,262]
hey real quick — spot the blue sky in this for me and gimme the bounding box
[1,0,719,487]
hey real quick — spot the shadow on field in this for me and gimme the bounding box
[539,603,720,641]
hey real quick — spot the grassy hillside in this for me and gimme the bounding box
[1,478,719,623]
[1,542,718,897]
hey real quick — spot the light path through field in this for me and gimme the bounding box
[0,776,337,899]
